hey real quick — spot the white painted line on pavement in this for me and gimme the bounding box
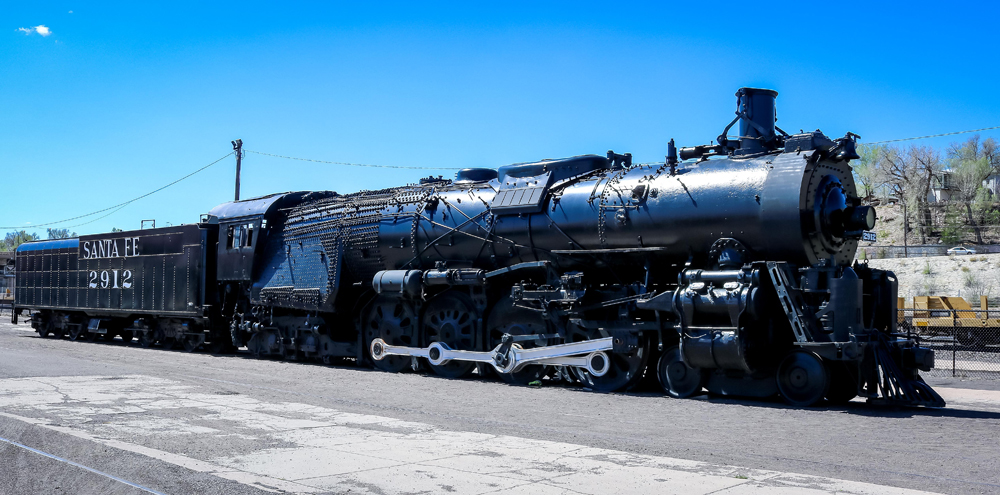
[0,410,321,494]
[0,375,945,495]
[0,433,169,495]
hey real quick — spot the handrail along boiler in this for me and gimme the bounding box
[13,88,942,407]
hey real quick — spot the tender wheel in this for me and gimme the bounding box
[825,361,859,404]
[365,298,419,373]
[657,345,704,398]
[67,325,85,342]
[182,335,201,353]
[38,320,53,338]
[567,323,650,393]
[137,331,155,348]
[486,296,552,385]
[421,293,478,378]
[119,330,134,344]
[207,330,232,354]
[776,351,829,406]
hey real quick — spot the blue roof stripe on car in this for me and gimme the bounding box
[15,239,80,252]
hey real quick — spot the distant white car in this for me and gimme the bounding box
[947,246,977,255]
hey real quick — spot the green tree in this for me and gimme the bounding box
[1,231,40,251]
[948,136,997,244]
[852,143,888,202]
[46,228,77,239]
[941,203,965,245]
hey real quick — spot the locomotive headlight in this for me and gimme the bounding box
[817,179,849,239]
[844,205,877,233]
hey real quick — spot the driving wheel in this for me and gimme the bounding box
[486,296,552,385]
[567,323,650,393]
[422,292,479,378]
[365,297,419,372]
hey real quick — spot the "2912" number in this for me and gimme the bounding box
[88,270,133,289]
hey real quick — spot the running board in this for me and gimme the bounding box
[370,336,614,377]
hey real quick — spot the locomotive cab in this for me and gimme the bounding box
[209,191,331,282]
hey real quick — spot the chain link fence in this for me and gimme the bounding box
[898,307,1000,378]
[860,244,1000,259]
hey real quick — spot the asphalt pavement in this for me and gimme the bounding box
[1,318,999,495]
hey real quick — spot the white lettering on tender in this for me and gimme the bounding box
[87,269,133,290]
[81,237,143,290]
[80,238,141,260]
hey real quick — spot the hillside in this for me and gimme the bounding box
[860,202,1000,257]
[864,252,1000,300]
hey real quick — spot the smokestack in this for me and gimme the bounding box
[736,87,778,155]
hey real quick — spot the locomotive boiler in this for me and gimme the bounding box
[15,88,943,407]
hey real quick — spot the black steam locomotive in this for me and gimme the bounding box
[13,88,944,407]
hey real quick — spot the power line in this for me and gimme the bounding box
[6,124,999,232]
[0,152,234,230]
[65,204,132,230]
[250,125,1000,171]
[245,150,464,170]
[866,125,1000,145]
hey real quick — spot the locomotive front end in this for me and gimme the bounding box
[646,88,943,406]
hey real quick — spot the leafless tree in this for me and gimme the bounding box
[881,145,941,244]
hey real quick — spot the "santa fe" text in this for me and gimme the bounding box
[81,237,141,259]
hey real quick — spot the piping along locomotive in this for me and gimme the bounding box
[13,88,944,407]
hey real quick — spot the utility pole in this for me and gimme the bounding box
[232,139,243,201]
[902,201,908,258]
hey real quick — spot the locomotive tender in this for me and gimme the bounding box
[13,88,944,407]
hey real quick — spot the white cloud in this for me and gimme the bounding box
[16,25,51,36]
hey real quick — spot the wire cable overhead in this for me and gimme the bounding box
[244,150,464,170]
[4,124,999,231]
[866,125,1000,145]
[0,152,233,230]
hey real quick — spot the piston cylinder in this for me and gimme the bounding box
[680,330,751,372]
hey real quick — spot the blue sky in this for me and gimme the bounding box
[3,2,998,235]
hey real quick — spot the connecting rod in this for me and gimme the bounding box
[370,336,614,377]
